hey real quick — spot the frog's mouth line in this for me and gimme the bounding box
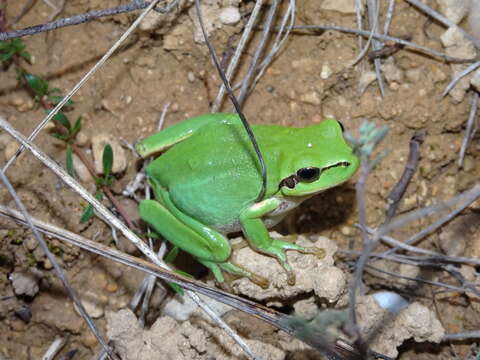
[279,161,352,190]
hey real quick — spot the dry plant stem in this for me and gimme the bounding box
[367,0,385,97]
[382,185,480,256]
[292,25,473,63]
[355,0,363,53]
[42,336,67,360]
[444,330,480,341]
[404,0,480,49]
[351,2,380,66]
[385,131,424,219]
[0,169,115,358]
[348,158,372,352]
[442,61,480,97]
[250,0,295,92]
[0,117,259,360]
[237,0,279,107]
[211,0,264,112]
[9,0,37,26]
[365,263,471,293]
[383,0,395,35]
[458,91,479,167]
[0,0,173,41]
[2,0,167,172]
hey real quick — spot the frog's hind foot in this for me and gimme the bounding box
[200,260,270,289]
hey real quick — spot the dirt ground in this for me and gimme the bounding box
[1,0,480,359]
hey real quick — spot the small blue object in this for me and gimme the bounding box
[372,291,409,313]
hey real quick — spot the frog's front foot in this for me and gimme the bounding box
[263,239,326,286]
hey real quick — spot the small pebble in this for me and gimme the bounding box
[106,282,118,293]
[4,141,19,160]
[372,291,409,313]
[43,259,53,270]
[24,237,38,251]
[73,154,94,183]
[75,131,89,147]
[187,72,196,82]
[219,6,241,25]
[0,133,12,150]
[320,64,332,79]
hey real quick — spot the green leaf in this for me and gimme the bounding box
[144,231,161,239]
[165,246,180,263]
[79,204,94,223]
[52,112,71,131]
[47,95,74,107]
[66,145,76,178]
[102,144,113,178]
[79,192,103,223]
[20,51,31,62]
[51,132,68,141]
[167,271,194,296]
[24,73,49,96]
[71,117,82,137]
[0,52,13,62]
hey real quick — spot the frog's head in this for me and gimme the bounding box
[278,119,359,197]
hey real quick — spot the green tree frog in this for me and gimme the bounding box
[136,113,359,288]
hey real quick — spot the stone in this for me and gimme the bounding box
[219,6,241,25]
[320,0,356,14]
[9,271,39,297]
[91,134,128,174]
[72,154,94,183]
[436,0,470,24]
[471,68,480,92]
[4,141,19,160]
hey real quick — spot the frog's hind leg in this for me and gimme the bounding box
[136,113,239,157]
[139,184,269,288]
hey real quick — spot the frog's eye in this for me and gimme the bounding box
[337,121,345,132]
[296,167,320,183]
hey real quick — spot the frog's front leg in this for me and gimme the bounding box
[139,182,269,288]
[239,198,326,285]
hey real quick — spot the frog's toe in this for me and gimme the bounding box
[297,246,326,259]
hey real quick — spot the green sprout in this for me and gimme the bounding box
[0,38,31,63]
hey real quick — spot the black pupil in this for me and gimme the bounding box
[297,167,320,182]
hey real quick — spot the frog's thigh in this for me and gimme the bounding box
[139,200,231,263]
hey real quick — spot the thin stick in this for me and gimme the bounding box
[250,0,295,93]
[211,0,264,112]
[237,0,279,106]
[459,91,479,167]
[2,0,170,172]
[355,0,364,53]
[441,61,480,97]
[291,25,474,63]
[367,0,385,97]
[41,336,67,360]
[351,1,380,66]
[444,331,480,341]
[383,0,396,35]
[0,0,176,41]
[382,185,480,256]
[0,169,115,358]
[0,116,260,360]
[404,0,480,49]
[385,131,425,219]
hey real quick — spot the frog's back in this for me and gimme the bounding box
[147,117,286,230]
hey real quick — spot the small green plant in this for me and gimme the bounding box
[79,144,113,223]
[24,73,74,106]
[0,38,31,63]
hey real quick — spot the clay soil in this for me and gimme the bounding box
[1,0,480,359]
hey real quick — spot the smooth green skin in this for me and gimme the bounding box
[136,113,359,287]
